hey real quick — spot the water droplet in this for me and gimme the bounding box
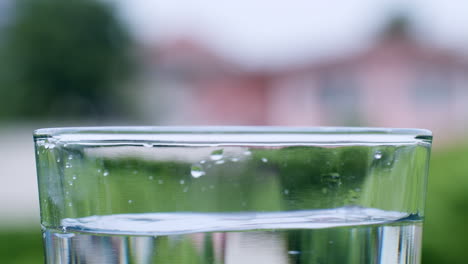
[284,189,289,195]
[231,157,239,162]
[65,163,72,169]
[243,150,252,156]
[68,181,73,186]
[180,180,185,185]
[158,180,164,184]
[72,175,77,180]
[215,160,225,165]
[148,176,154,180]
[288,250,300,255]
[191,165,205,178]
[68,155,73,160]
[68,202,72,207]
[374,151,383,159]
[386,162,391,166]
[56,158,61,163]
[210,149,224,160]
[97,169,102,173]
[261,157,268,163]
[128,200,133,204]
[183,187,189,192]
[103,170,109,177]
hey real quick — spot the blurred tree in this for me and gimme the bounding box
[0,0,134,120]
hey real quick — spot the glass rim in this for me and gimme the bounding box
[33,126,432,145]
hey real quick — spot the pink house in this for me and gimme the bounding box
[147,24,468,140]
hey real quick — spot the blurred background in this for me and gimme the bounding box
[0,0,467,263]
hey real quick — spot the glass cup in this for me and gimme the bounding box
[34,127,432,264]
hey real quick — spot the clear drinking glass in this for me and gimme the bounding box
[34,127,432,264]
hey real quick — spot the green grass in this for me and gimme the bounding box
[0,228,43,264]
[422,144,468,264]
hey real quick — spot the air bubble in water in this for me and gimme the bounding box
[190,165,205,178]
[65,163,72,169]
[56,158,61,163]
[288,250,300,255]
[158,180,164,184]
[180,180,185,185]
[200,160,206,164]
[143,142,153,148]
[103,170,109,177]
[243,150,252,156]
[68,155,73,160]
[284,189,289,195]
[374,151,383,159]
[128,200,133,204]
[68,181,73,186]
[231,157,239,162]
[261,157,268,163]
[183,187,189,192]
[215,160,225,165]
[148,176,154,180]
[210,149,224,160]
[72,175,77,180]
[68,202,72,207]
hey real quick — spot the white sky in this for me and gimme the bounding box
[113,0,468,67]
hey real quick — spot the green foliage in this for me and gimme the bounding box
[0,0,134,119]
[422,144,468,264]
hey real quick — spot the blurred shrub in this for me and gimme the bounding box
[0,0,134,120]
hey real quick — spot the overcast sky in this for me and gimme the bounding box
[113,0,468,67]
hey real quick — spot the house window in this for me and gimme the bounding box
[318,71,362,125]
